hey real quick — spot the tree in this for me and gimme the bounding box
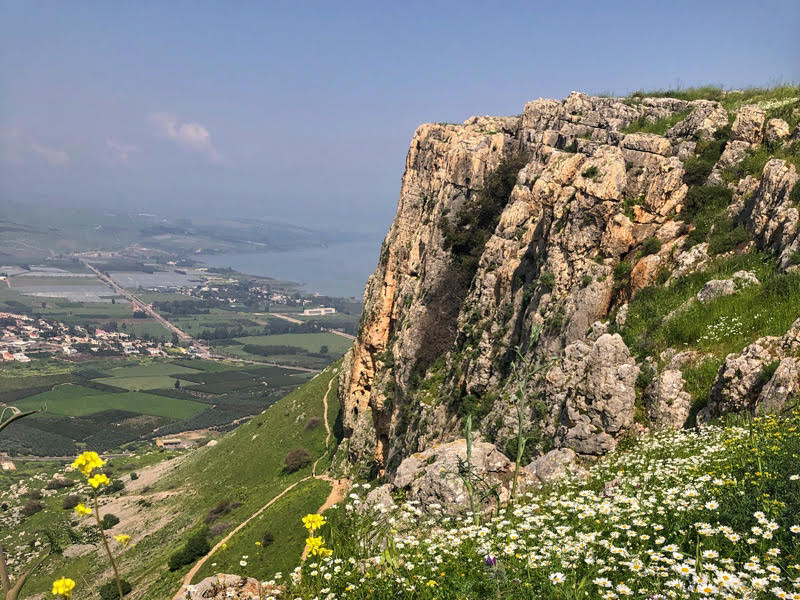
[174,379,181,389]
[319,345,329,354]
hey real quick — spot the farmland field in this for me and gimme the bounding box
[232,332,352,354]
[14,384,207,419]
[102,362,201,377]
[93,375,198,391]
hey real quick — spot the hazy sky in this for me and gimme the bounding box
[1,1,798,233]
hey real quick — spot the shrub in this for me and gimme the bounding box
[62,495,81,510]
[791,181,800,206]
[209,521,234,537]
[99,579,132,599]
[283,447,313,473]
[101,513,120,529]
[440,149,531,283]
[129,472,138,481]
[581,165,599,179]
[305,417,322,431]
[24,488,43,500]
[613,261,633,283]
[168,528,210,571]
[21,499,43,517]
[101,479,125,495]
[538,271,555,290]
[708,219,749,255]
[682,185,733,221]
[204,499,242,524]
[46,477,75,490]
[682,136,728,186]
[640,237,662,256]
[262,531,275,546]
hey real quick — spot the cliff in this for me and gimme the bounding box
[338,88,800,479]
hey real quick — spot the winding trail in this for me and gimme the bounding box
[174,367,349,599]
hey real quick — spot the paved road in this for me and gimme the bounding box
[81,260,213,357]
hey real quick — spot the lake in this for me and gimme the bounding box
[197,238,383,298]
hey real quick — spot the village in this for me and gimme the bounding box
[0,311,182,363]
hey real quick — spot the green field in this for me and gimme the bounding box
[93,375,197,391]
[15,384,206,419]
[103,362,201,377]
[232,332,352,354]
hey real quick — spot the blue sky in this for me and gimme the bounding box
[1,0,798,233]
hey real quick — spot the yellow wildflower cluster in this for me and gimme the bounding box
[52,576,76,598]
[88,473,110,488]
[74,503,92,516]
[71,451,105,476]
[302,513,326,531]
[114,534,131,547]
[303,513,332,557]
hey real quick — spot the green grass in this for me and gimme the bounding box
[619,252,785,357]
[15,384,206,419]
[102,362,201,377]
[232,333,352,355]
[93,375,197,391]
[192,477,331,582]
[621,109,690,135]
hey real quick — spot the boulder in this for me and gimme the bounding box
[184,575,266,600]
[696,271,759,303]
[551,333,639,455]
[601,213,634,257]
[365,483,396,511]
[667,101,729,140]
[644,369,692,429]
[525,448,587,483]
[630,254,662,292]
[707,318,800,417]
[731,105,766,144]
[765,118,791,145]
[393,440,532,513]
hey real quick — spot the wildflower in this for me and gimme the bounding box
[306,536,325,555]
[88,473,110,488]
[52,577,76,598]
[74,503,92,516]
[113,534,131,547]
[549,572,566,584]
[302,513,326,531]
[71,451,105,476]
[485,555,497,567]
[240,560,248,567]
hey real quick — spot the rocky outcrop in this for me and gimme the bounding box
[734,159,800,269]
[765,118,791,145]
[339,89,799,478]
[392,440,533,513]
[550,333,639,455]
[184,575,267,600]
[705,318,800,419]
[644,368,692,429]
[696,270,760,304]
[730,105,766,144]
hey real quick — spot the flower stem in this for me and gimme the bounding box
[92,489,124,600]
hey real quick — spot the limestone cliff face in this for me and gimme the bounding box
[338,91,800,477]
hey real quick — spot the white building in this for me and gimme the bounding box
[302,307,336,316]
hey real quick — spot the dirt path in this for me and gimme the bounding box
[174,367,349,599]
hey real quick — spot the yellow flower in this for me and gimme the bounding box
[302,513,326,531]
[114,534,131,547]
[306,536,328,556]
[71,451,105,477]
[52,577,76,597]
[74,503,92,516]
[88,473,110,488]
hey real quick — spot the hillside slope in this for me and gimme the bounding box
[339,86,800,479]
